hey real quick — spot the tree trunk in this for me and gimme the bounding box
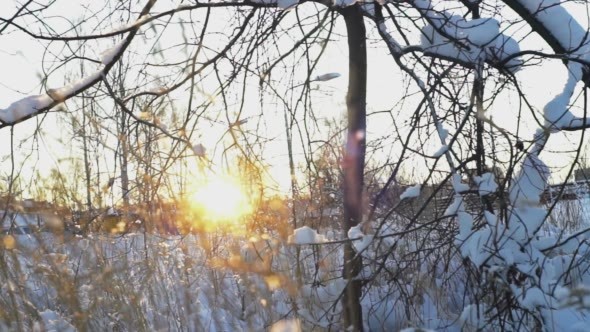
[79,62,93,212]
[82,99,93,212]
[119,109,130,208]
[340,5,366,332]
[118,64,130,208]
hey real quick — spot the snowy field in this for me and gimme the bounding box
[2,195,590,332]
[2,170,590,331]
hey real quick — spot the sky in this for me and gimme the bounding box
[1,0,590,203]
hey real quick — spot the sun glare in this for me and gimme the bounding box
[190,176,253,223]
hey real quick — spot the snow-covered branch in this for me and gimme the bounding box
[413,0,523,72]
[503,0,590,132]
[0,0,157,127]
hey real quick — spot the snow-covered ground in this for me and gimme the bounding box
[1,191,590,331]
[0,228,473,331]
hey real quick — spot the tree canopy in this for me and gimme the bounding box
[2,0,590,330]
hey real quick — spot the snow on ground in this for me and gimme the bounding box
[2,187,590,331]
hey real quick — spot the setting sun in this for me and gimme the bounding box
[189,176,253,222]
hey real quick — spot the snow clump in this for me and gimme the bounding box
[348,224,373,253]
[288,226,326,244]
[473,172,498,196]
[400,184,421,200]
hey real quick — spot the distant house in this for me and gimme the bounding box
[575,167,590,182]
[0,198,67,235]
[0,211,62,235]
[543,181,590,203]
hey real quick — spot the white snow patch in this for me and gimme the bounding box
[458,18,501,45]
[460,304,487,330]
[513,0,590,130]
[108,14,152,34]
[400,184,421,200]
[314,72,340,82]
[0,43,117,129]
[100,41,125,65]
[0,94,53,123]
[277,0,298,9]
[486,34,523,71]
[348,224,373,253]
[444,195,463,216]
[513,286,548,310]
[452,174,469,193]
[417,1,522,71]
[484,211,497,227]
[474,172,498,196]
[457,211,474,242]
[433,145,448,157]
[39,310,76,332]
[438,126,449,141]
[48,70,103,102]
[509,153,549,207]
[543,64,581,130]
[509,206,546,241]
[288,226,326,244]
[459,227,491,267]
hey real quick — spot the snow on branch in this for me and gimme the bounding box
[100,40,126,65]
[508,0,590,131]
[511,152,551,207]
[0,70,105,125]
[0,0,156,126]
[107,15,152,35]
[2,71,107,126]
[347,224,373,253]
[414,0,523,72]
[400,184,421,200]
[511,0,589,53]
[288,226,327,244]
[0,95,54,124]
[473,172,498,196]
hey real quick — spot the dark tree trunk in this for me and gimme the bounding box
[340,5,366,332]
[82,99,93,212]
[117,64,130,208]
